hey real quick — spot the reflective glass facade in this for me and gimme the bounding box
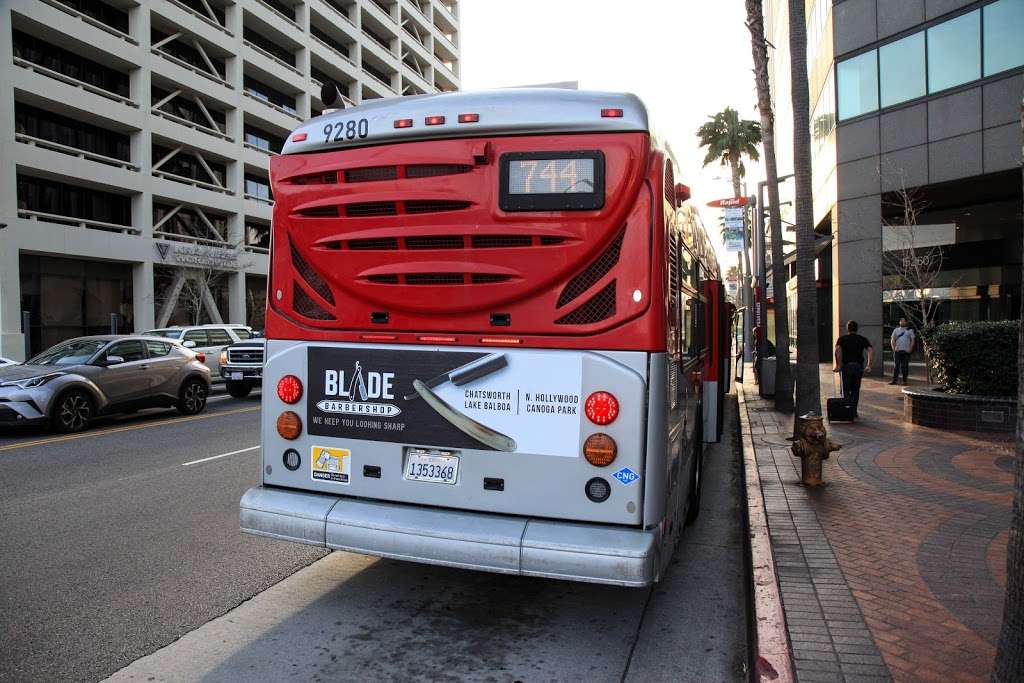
[837,0,1024,121]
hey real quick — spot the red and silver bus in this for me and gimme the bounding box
[240,88,727,586]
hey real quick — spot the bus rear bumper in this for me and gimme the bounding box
[241,487,659,587]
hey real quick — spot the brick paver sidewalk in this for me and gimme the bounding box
[740,366,1012,682]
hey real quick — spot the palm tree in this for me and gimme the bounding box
[746,0,794,413]
[787,0,821,421]
[991,92,1024,682]
[698,108,762,365]
[697,108,761,198]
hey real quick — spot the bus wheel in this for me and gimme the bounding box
[685,442,704,526]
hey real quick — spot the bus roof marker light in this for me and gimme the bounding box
[291,132,308,142]
[601,108,624,118]
[394,118,414,128]
[458,113,479,123]
[585,391,619,426]
[277,375,303,404]
[425,115,446,126]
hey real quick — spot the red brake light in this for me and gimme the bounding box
[394,118,413,128]
[291,132,308,142]
[425,115,445,125]
[277,375,303,404]
[195,352,206,363]
[458,113,479,123]
[585,391,619,425]
[601,108,624,118]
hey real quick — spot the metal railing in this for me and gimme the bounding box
[245,192,275,205]
[165,0,233,36]
[362,29,397,56]
[244,244,270,254]
[151,48,231,88]
[243,90,303,121]
[18,209,140,235]
[243,39,302,76]
[15,133,140,170]
[317,0,358,28]
[362,68,396,93]
[244,141,279,155]
[153,169,234,195]
[310,34,356,67]
[13,57,139,107]
[40,0,138,44]
[151,108,233,142]
[254,0,300,29]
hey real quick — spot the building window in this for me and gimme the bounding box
[984,0,1024,76]
[153,144,227,186]
[246,221,270,248]
[12,30,129,97]
[152,29,225,78]
[243,75,297,114]
[245,175,273,201]
[263,0,295,20]
[56,0,129,33]
[176,0,225,26]
[17,175,132,226]
[244,125,285,153]
[879,32,926,108]
[837,50,877,120]
[152,86,226,131]
[15,102,130,161]
[927,10,981,93]
[243,26,296,66]
[153,203,228,242]
[310,25,352,59]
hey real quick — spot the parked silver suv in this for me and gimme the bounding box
[144,325,254,380]
[0,336,211,433]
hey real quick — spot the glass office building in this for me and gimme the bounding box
[766,0,1024,369]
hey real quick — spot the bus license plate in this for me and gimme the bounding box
[405,452,459,485]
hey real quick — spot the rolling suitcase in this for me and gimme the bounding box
[826,372,856,422]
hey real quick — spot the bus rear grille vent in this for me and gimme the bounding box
[406,164,473,178]
[349,237,400,250]
[405,200,472,214]
[555,281,617,325]
[345,166,398,183]
[471,235,532,248]
[406,235,465,250]
[290,244,335,305]
[363,273,513,285]
[298,205,340,217]
[293,284,335,320]
[539,236,566,245]
[346,201,399,217]
[557,227,625,308]
[290,172,338,185]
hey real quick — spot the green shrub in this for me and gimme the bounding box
[921,320,1019,397]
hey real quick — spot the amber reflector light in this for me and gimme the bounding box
[277,411,302,440]
[583,433,617,467]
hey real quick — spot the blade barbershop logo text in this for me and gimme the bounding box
[316,361,401,417]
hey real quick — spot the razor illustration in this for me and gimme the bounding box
[412,379,517,452]
[402,353,508,401]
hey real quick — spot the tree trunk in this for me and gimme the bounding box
[991,89,1024,683]
[746,0,794,413]
[787,0,821,420]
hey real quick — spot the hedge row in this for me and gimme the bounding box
[921,321,1019,397]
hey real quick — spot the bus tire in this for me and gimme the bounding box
[685,440,703,526]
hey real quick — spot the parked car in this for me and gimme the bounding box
[0,356,18,367]
[144,325,254,380]
[219,338,265,397]
[0,335,211,433]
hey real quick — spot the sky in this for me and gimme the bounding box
[458,0,765,263]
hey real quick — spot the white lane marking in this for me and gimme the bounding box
[182,445,259,467]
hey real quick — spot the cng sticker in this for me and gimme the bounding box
[612,467,640,486]
[311,446,350,484]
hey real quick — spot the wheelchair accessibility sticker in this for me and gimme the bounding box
[312,445,350,484]
[612,467,640,485]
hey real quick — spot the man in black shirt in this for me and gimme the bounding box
[833,320,874,418]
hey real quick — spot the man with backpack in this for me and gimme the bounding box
[889,318,915,385]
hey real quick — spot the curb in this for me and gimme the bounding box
[737,383,795,682]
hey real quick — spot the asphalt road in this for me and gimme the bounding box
[0,390,328,683]
[105,397,750,682]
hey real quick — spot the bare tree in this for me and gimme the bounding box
[881,184,945,333]
[746,0,794,413]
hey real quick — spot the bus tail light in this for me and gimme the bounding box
[601,108,623,118]
[277,411,302,440]
[585,391,619,425]
[585,477,611,502]
[458,113,479,123]
[583,433,617,467]
[277,375,303,404]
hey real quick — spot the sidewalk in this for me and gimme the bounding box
[740,366,1012,682]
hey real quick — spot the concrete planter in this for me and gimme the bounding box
[902,386,1017,433]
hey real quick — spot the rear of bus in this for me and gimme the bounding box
[240,89,684,586]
